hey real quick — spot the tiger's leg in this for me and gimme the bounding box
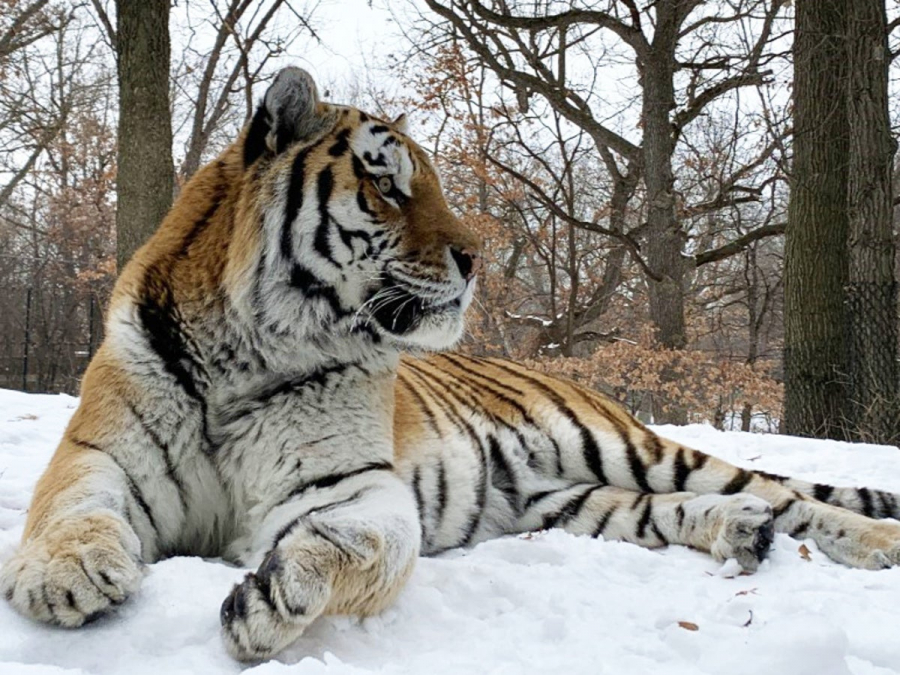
[0,439,148,626]
[220,472,420,661]
[518,484,775,572]
[484,366,900,570]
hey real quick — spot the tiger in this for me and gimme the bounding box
[3,67,900,662]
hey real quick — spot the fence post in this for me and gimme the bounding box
[22,287,31,392]
[88,294,96,359]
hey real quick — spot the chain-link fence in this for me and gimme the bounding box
[845,280,900,443]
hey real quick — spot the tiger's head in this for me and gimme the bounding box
[232,67,481,352]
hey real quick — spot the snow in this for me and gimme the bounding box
[1,389,900,675]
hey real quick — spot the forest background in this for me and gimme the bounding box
[1,0,897,443]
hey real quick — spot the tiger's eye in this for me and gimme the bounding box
[376,176,393,194]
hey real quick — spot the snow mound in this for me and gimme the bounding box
[1,389,899,675]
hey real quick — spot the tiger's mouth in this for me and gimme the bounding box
[368,277,463,336]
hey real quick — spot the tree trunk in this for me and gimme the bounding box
[642,4,687,424]
[115,0,173,271]
[845,0,899,442]
[784,0,850,439]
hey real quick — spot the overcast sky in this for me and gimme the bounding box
[273,0,403,91]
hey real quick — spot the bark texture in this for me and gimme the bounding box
[115,0,174,270]
[784,0,850,438]
[845,0,899,440]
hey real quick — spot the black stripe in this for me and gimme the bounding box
[876,490,897,519]
[525,490,555,510]
[426,358,547,472]
[592,506,616,538]
[314,167,337,265]
[488,435,518,511]
[757,471,788,484]
[721,469,753,495]
[773,498,797,519]
[636,495,653,539]
[256,363,348,403]
[438,354,526,398]
[328,128,351,156]
[71,438,158,536]
[219,363,351,426]
[276,461,393,508]
[626,444,652,493]
[481,359,608,485]
[571,385,648,482]
[644,432,664,464]
[244,104,271,167]
[397,372,441,436]
[412,467,426,540]
[402,364,487,545]
[791,521,809,538]
[136,180,223,449]
[693,452,709,472]
[356,188,379,221]
[541,486,598,530]
[675,504,686,528]
[124,401,187,507]
[369,124,390,134]
[673,447,691,492]
[858,487,875,518]
[352,154,367,179]
[435,460,448,534]
[363,150,387,167]
[288,263,346,316]
[272,489,371,550]
[335,222,372,258]
[281,147,308,261]
[813,483,834,503]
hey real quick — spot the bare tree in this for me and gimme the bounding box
[172,0,322,182]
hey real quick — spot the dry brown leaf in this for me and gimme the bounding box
[678,621,699,631]
[734,588,758,597]
[799,544,812,561]
[743,610,754,627]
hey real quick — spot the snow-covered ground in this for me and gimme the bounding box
[1,389,900,675]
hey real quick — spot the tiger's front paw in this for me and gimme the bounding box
[220,549,332,661]
[709,494,775,573]
[0,513,143,626]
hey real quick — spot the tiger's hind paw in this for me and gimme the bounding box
[708,494,775,573]
[0,513,143,627]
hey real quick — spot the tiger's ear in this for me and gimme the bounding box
[244,67,323,167]
[392,113,409,134]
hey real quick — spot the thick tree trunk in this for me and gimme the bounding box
[845,0,899,442]
[115,0,173,271]
[784,0,850,439]
[642,4,687,424]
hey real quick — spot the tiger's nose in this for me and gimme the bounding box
[450,247,481,281]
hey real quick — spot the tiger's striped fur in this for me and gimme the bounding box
[3,68,900,661]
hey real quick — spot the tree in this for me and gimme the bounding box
[417,0,789,422]
[845,0,898,440]
[114,0,173,270]
[785,0,899,442]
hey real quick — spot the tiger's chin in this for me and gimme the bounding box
[369,281,474,352]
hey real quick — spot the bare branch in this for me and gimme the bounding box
[694,222,785,267]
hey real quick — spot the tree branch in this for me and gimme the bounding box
[693,222,785,267]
